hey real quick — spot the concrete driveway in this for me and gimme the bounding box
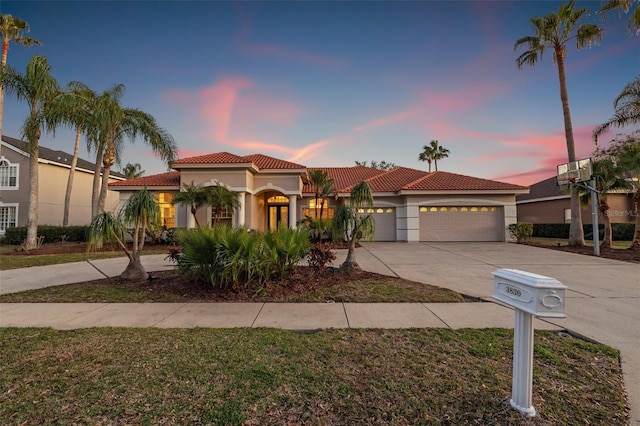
[356,241,640,425]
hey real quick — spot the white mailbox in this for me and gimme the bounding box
[493,268,567,318]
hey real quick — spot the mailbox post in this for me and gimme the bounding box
[493,269,567,417]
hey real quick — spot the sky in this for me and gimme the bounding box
[1,1,638,186]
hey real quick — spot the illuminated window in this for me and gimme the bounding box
[450,207,458,212]
[376,208,383,213]
[358,208,365,213]
[430,207,437,212]
[460,207,468,212]
[155,192,175,228]
[386,208,393,213]
[304,198,334,219]
[367,208,374,213]
[420,207,427,212]
[470,207,478,212]
[268,195,289,204]
[491,207,497,212]
[481,207,489,212]
[212,206,233,226]
[0,158,18,189]
[440,207,448,212]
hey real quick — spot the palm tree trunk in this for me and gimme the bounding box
[191,206,200,228]
[63,125,83,226]
[556,49,584,247]
[98,161,111,214]
[0,36,8,158]
[120,250,148,281]
[600,200,612,249]
[91,151,103,218]
[340,229,360,270]
[25,138,39,250]
[631,190,640,251]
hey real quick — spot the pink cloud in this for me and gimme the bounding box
[352,107,420,132]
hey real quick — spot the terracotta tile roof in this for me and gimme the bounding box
[109,171,181,187]
[303,166,384,193]
[171,152,305,170]
[2,135,125,178]
[365,167,430,193]
[404,171,529,191]
[516,176,565,201]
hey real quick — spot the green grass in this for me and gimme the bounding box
[0,247,168,270]
[0,328,627,425]
[292,278,463,303]
[528,237,633,250]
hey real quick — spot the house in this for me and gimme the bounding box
[0,135,125,235]
[516,176,635,224]
[109,152,529,242]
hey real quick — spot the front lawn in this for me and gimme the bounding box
[0,328,628,425]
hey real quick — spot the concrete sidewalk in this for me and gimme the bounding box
[0,301,563,330]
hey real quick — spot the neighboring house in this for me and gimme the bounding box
[516,176,635,224]
[110,152,529,242]
[0,135,125,235]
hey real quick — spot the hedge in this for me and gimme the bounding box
[533,223,635,241]
[1,226,89,245]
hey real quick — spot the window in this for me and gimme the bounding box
[212,206,233,226]
[564,209,571,224]
[267,195,289,204]
[0,158,18,190]
[304,198,334,219]
[155,192,176,228]
[0,204,18,234]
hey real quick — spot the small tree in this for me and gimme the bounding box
[332,181,375,270]
[171,181,208,228]
[87,188,161,280]
[208,184,240,226]
[122,162,145,178]
[579,157,631,249]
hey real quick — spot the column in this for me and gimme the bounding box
[288,195,297,229]
[237,192,246,227]
[186,205,195,229]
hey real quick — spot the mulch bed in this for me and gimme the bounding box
[528,243,640,263]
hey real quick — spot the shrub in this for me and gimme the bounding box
[508,222,533,244]
[2,226,89,245]
[533,223,635,241]
[532,224,570,239]
[306,242,336,270]
[176,226,310,290]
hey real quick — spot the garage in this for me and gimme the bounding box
[360,207,396,241]
[419,206,503,241]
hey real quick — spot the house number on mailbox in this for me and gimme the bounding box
[506,286,521,297]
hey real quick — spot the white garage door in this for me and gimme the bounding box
[361,207,396,241]
[419,206,503,242]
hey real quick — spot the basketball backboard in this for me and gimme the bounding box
[557,158,592,186]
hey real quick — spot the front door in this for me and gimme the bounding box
[268,205,288,231]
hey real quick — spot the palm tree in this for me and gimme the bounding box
[122,162,145,178]
[593,76,640,143]
[87,188,161,280]
[432,141,450,171]
[598,0,640,34]
[332,181,375,270]
[515,1,603,247]
[171,181,209,228]
[418,142,435,172]
[308,169,334,220]
[2,55,61,250]
[579,158,630,248]
[354,160,396,171]
[207,184,240,226]
[0,14,41,157]
[48,81,98,226]
[91,84,177,214]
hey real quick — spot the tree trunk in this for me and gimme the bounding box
[600,199,612,249]
[0,36,9,158]
[63,125,83,226]
[556,48,584,246]
[120,251,148,281]
[340,235,360,270]
[631,189,640,251]
[98,144,115,213]
[91,151,103,218]
[25,137,40,250]
[191,206,200,228]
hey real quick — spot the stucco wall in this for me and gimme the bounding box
[517,194,634,224]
